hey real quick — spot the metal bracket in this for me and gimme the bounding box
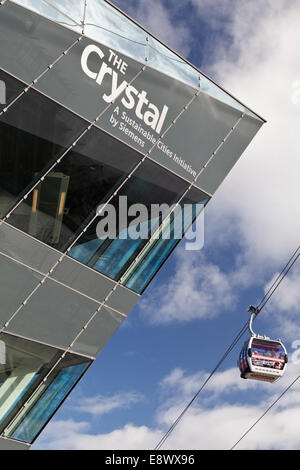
[248,305,260,315]
[248,306,260,337]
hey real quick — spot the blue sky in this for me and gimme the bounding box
[32,0,300,450]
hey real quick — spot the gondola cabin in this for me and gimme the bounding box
[238,336,288,383]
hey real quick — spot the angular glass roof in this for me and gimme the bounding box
[10,0,264,121]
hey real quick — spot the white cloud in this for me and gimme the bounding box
[156,360,300,449]
[139,248,236,324]
[34,364,300,450]
[116,0,300,329]
[265,268,300,314]
[34,418,162,450]
[191,1,300,323]
[73,392,143,417]
[113,0,192,57]
[107,0,300,332]
[112,0,300,275]
[204,0,300,267]
[158,365,299,417]
[257,265,300,341]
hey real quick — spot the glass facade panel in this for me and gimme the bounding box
[8,360,89,443]
[194,114,263,194]
[11,0,83,33]
[0,254,43,328]
[69,159,189,280]
[0,87,87,219]
[0,334,58,433]
[0,222,61,275]
[148,36,200,90]
[149,92,243,184]
[96,65,196,155]
[50,256,116,303]
[200,75,260,118]
[8,126,142,251]
[0,69,26,113]
[200,75,247,114]
[6,278,98,350]
[122,187,209,293]
[0,333,90,443]
[0,2,81,84]
[71,305,124,358]
[105,284,140,315]
[85,0,147,63]
[33,35,145,124]
[0,436,29,450]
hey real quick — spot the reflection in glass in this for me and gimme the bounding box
[0,333,91,443]
[10,0,257,119]
[0,86,86,219]
[200,75,247,114]
[0,69,26,113]
[147,36,200,90]
[85,0,147,63]
[8,127,142,251]
[69,159,189,281]
[11,0,83,32]
[122,187,208,293]
[41,0,85,25]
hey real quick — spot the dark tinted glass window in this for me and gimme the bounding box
[69,159,189,280]
[122,187,209,293]
[0,87,87,218]
[0,69,26,112]
[8,127,142,250]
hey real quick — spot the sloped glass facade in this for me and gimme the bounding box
[0,0,264,449]
[0,333,91,443]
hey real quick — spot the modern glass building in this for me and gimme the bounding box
[0,0,264,450]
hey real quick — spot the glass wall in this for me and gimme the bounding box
[6,0,258,117]
[0,68,211,296]
[0,68,209,295]
[0,79,87,219]
[122,187,209,293]
[8,125,142,251]
[0,333,90,443]
[68,158,189,281]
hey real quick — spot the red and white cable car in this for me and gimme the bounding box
[238,307,288,383]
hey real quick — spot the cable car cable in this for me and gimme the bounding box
[256,245,300,312]
[230,372,300,449]
[231,245,300,448]
[154,321,249,450]
[154,245,300,450]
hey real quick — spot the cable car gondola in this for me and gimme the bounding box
[238,306,288,383]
